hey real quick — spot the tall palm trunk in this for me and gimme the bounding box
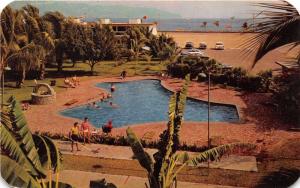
[16,69,26,88]
[57,58,63,72]
[72,59,76,67]
[90,61,95,75]
[39,63,45,80]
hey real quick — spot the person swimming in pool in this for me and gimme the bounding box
[110,83,116,92]
[109,101,119,108]
[87,102,100,109]
[92,102,100,109]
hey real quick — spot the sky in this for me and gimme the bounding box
[7,0,289,19]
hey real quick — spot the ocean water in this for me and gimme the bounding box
[60,80,239,128]
[85,18,251,32]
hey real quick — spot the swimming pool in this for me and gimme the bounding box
[60,80,239,128]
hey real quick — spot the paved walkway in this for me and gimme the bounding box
[59,170,241,188]
[57,141,258,172]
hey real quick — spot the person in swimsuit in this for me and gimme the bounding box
[109,101,119,108]
[69,122,80,152]
[91,102,100,109]
[81,117,91,144]
[71,75,80,86]
[102,119,113,134]
[110,83,116,92]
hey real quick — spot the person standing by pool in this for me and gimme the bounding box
[81,117,91,144]
[120,70,127,79]
[69,122,80,152]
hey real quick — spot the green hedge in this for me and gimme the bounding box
[167,56,273,92]
[38,131,214,153]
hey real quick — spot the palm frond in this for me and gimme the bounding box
[126,127,154,174]
[0,123,39,176]
[33,32,55,52]
[189,143,255,165]
[6,96,46,177]
[32,135,52,170]
[241,1,300,66]
[7,42,45,71]
[42,136,63,173]
[172,143,255,179]
[0,155,41,188]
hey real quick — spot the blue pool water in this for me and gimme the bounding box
[60,80,239,128]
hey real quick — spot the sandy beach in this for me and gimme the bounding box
[163,32,299,74]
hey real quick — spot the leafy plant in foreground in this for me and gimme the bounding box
[0,96,73,188]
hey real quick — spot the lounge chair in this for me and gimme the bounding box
[102,126,112,136]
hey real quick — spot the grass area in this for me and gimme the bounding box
[3,60,167,102]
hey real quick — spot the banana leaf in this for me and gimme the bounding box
[126,127,154,174]
[0,124,39,176]
[189,143,255,166]
[7,96,46,177]
[33,134,51,170]
[0,155,41,188]
[42,136,63,173]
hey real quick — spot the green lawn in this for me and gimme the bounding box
[3,60,167,102]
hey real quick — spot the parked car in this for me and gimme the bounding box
[180,49,204,57]
[215,42,224,50]
[185,42,194,49]
[199,42,207,49]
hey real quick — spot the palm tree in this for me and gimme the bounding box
[1,5,55,82]
[242,21,248,31]
[21,5,56,78]
[127,75,255,188]
[6,44,40,87]
[7,43,45,88]
[33,32,55,79]
[242,1,300,66]
[42,11,65,72]
[1,96,73,188]
[202,21,207,31]
[0,6,23,76]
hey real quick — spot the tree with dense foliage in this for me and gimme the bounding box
[61,21,86,67]
[126,27,149,61]
[1,96,73,188]
[127,75,254,188]
[83,25,119,75]
[147,33,178,62]
[1,5,55,86]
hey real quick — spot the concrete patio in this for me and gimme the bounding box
[56,141,258,172]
